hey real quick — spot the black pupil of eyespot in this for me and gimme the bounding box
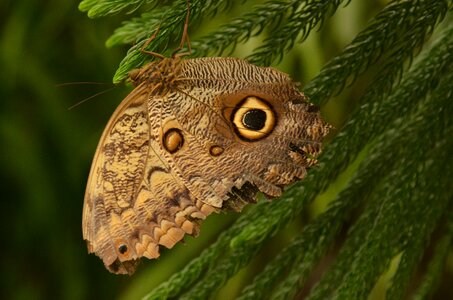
[242,109,266,130]
[119,245,128,254]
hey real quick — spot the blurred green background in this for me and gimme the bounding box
[1,1,130,299]
[4,1,449,299]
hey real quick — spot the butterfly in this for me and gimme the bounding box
[82,4,330,275]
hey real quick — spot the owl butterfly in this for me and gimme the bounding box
[83,22,330,275]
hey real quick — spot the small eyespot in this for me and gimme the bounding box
[231,96,276,141]
[209,145,224,156]
[163,128,184,153]
[118,244,128,255]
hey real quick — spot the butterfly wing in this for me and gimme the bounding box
[83,83,215,274]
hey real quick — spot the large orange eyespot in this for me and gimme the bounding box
[231,96,276,141]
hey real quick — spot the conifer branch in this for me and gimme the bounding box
[239,168,372,300]
[79,0,155,18]
[106,11,163,48]
[341,144,451,299]
[310,137,453,299]
[142,222,245,299]
[106,0,234,47]
[304,0,449,105]
[303,13,453,189]
[385,72,453,299]
[178,245,260,299]
[413,211,453,300]
[306,26,453,296]
[385,240,426,299]
[189,0,347,60]
[107,0,234,82]
[189,0,298,58]
[314,79,453,300]
[247,0,349,65]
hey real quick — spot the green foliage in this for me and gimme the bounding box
[106,0,236,82]
[78,0,453,299]
[79,0,156,18]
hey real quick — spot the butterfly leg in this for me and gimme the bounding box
[173,0,192,58]
[140,26,165,60]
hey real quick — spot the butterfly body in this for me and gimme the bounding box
[83,57,329,274]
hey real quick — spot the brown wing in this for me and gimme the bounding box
[82,83,215,274]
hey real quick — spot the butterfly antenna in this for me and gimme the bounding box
[67,85,118,110]
[55,81,111,87]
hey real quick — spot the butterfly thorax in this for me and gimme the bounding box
[128,57,183,95]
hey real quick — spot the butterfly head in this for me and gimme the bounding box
[128,57,183,95]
